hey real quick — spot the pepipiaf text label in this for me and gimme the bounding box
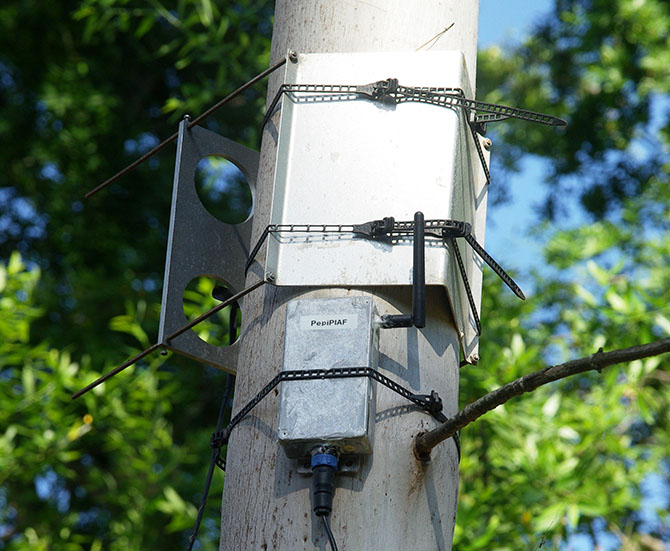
[300,314,358,330]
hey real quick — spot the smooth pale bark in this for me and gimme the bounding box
[221,2,478,549]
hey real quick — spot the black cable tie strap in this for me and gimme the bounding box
[468,120,491,186]
[210,432,228,471]
[242,217,524,341]
[450,237,482,336]
[452,431,461,462]
[265,79,566,127]
[463,233,525,300]
[245,217,524,304]
[209,367,451,471]
[262,79,565,185]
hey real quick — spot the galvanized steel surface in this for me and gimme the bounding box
[277,297,378,458]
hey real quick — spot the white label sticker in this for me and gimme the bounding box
[300,314,358,330]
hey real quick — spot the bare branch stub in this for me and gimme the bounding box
[414,337,670,459]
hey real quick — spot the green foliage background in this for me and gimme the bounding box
[1,1,668,549]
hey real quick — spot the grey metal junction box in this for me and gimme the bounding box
[277,297,378,459]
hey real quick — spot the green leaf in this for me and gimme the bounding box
[22,364,35,397]
[654,313,670,335]
[135,15,155,38]
[542,393,561,418]
[605,290,628,312]
[566,504,580,529]
[8,251,23,275]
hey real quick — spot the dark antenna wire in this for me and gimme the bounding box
[84,58,287,199]
[187,372,235,551]
[71,279,266,399]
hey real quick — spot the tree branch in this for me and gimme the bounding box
[414,337,670,459]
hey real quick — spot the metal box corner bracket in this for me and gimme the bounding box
[266,51,488,360]
[158,120,259,373]
[278,297,378,459]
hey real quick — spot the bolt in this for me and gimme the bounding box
[483,138,492,150]
[265,271,276,283]
[470,353,480,365]
[288,50,298,63]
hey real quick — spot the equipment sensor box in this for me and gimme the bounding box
[277,297,378,458]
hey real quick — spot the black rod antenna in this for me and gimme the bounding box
[412,211,426,328]
[380,211,427,329]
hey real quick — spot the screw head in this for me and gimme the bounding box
[288,50,298,63]
[265,271,276,283]
[483,138,492,150]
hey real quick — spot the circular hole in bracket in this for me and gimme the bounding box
[194,156,252,224]
[182,276,241,347]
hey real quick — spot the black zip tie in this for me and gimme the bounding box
[262,79,565,186]
[85,58,287,198]
[245,225,271,275]
[450,237,482,336]
[245,219,470,274]
[243,217,525,320]
[210,366,452,471]
[71,279,266,399]
[468,120,491,185]
[463,233,525,300]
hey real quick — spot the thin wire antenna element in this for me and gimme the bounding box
[164,279,265,343]
[70,343,163,401]
[84,58,287,199]
[71,279,266,399]
[415,22,454,51]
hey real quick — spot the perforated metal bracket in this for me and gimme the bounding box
[158,117,259,373]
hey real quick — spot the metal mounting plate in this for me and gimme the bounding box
[266,51,488,362]
[158,120,258,373]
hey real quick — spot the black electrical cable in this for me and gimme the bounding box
[186,288,240,550]
[187,372,235,551]
[312,452,339,551]
[322,516,339,551]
